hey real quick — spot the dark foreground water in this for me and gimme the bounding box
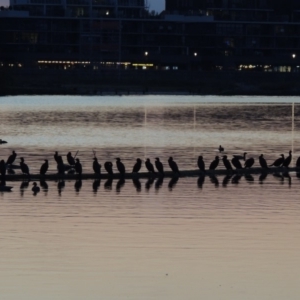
[0,96,300,300]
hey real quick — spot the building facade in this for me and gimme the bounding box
[1,0,300,72]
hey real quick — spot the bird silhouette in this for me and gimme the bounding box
[93,157,101,175]
[222,155,233,170]
[40,159,49,175]
[231,157,243,169]
[219,145,224,153]
[6,150,17,165]
[104,161,113,175]
[282,150,292,168]
[67,152,76,166]
[32,182,40,194]
[75,158,82,175]
[145,158,155,173]
[20,157,30,175]
[259,154,268,169]
[209,156,219,170]
[197,156,205,171]
[168,157,180,175]
[270,154,284,167]
[155,157,164,175]
[244,157,255,169]
[132,158,142,173]
[116,158,126,175]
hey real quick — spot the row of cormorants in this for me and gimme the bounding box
[0,149,297,178]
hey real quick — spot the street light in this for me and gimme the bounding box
[292,53,296,59]
[145,51,148,57]
[194,52,197,57]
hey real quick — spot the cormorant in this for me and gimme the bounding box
[209,156,219,170]
[233,152,247,161]
[296,157,300,168]
[282,150,292,168]
[219,145,224,153]
[75,158,82,175]
[104,161,113,175]
[197,156,205,171]
[0,160,6,177]
[168,157,180,175]
[20,157,30,175]
[244,157,255,169]
[270,154,284,167]
[259,154,268,169]
[145,158,155,173]
[155,157,164,175]
[93,157,101,175]
[40,159,49,175]
[222,155,233,170]
[67,152,76,166]
[54,151,62,164]
[132,158,142,173]
[32,182,40,193]
[231,157,243,169]
[116,158,126,175]
[0,139,7,144]
[6,150,17,165]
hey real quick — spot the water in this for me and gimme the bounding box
[0,95,300,300]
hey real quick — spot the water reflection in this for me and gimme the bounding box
[74,179,82,192]
[104,178,113,190]
[116,178,125,193]
[57,180,65,196]
[145,177,155,191]
[168,176,179,190]
[222,174,232,187]
[197,175,205,189]
[132,178,142,192]
[209,175,219,187]
[92,179,101,192]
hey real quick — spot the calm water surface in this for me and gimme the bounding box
[0,95,300,300]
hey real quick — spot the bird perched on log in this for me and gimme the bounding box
[20,157,30,176]
[54,151,63,165]
[40,159,49,175]
[145,158,155,174]
[270,154,284,167]
[296,157,300,168]
[6,150,17,166]
[93,157,101,175]
[209,156,219,170]
[197,156,205,172]
[155,157,164,175]
[282,150,292,168]
[231,157,243,169]
[222,155,233,170]
[67,152,76,166]
[259,154,268,169]
[104,161,113,175]
[244,157,255,169]
[132,158,142,173]
[75,158,82,176]
[116,158,125,175]
[168,157,180,175]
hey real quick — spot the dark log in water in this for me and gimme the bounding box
[1,166,299,181]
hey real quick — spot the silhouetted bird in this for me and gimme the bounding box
[296,157,300,168]
[233,152,247,161]
[93,157,101,175]
[104,161,113,175]
[75,158,82,175]
[7,150,17,165]
[40,159,49,175]
[132,158,142,173]
[219,145,224,153]
[259,154,268,169]
[168,157,180,174]
[67,152,75,166]
[0,139,7,144]
[222,155,233,170]
[197,156,205,171]
[270,154,284,167]
[20,157,30,175]
[32,182,40,194]
[0,160,6,177]
[231,157,243,169]
[209,156,219,170]
[155,157,164,175]
[145,158,155,173]
[57,162,65,175]
[244,157,255,169]
[54,151,63,164]
[282,150,292,168]
[116,158,125,175]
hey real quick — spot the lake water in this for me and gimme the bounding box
[0,95,300,300]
